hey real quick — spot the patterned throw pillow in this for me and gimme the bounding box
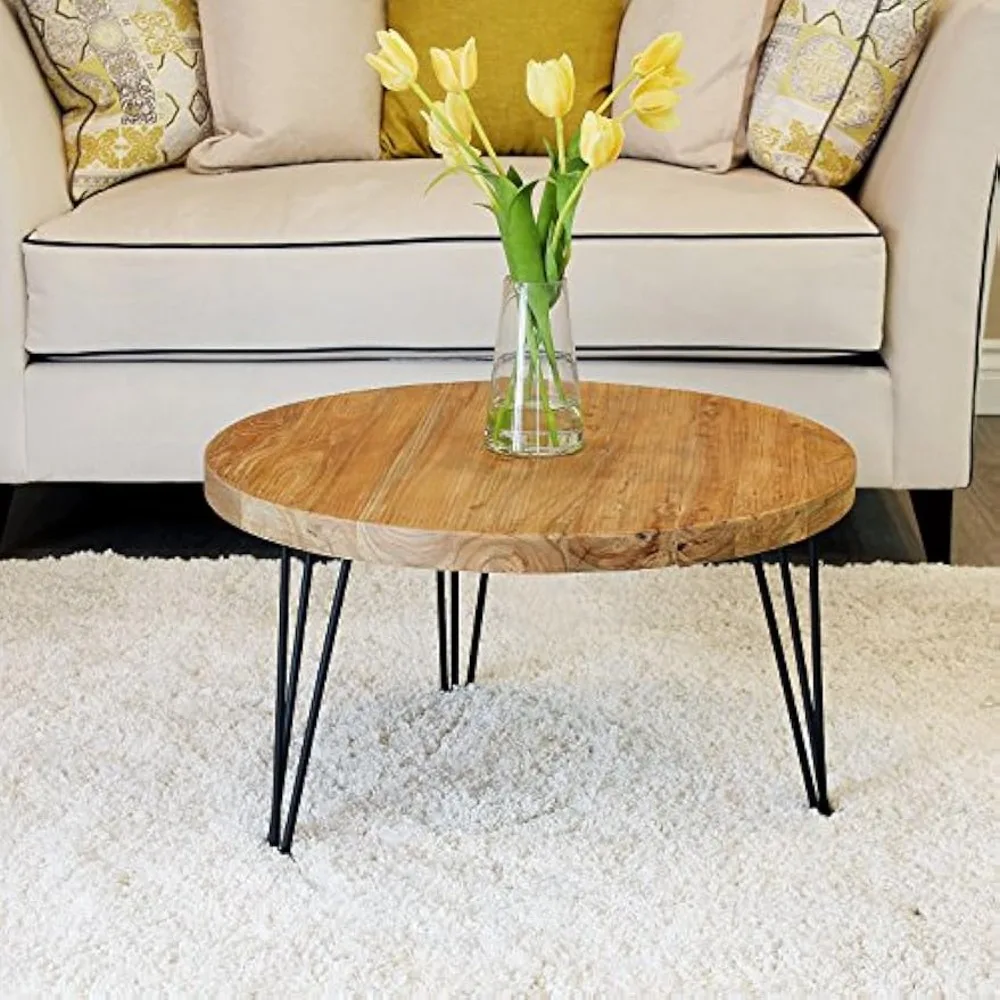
[10,0,211,202]
[747,0,933,187]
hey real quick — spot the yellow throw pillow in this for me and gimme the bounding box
[10,0,211,202]
[382,0,627,158]
[747,0,933,187]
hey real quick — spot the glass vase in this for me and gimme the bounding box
[485,277,584,457]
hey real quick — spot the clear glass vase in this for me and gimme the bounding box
[485,277,584,457]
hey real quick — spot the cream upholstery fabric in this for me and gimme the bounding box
[3,0,992,493]
[187,0,382,171]
[859,0,1000,488]
[614,0,782,171]
[0,1,71,482]
[25,159,885,357]
[24,359,894,485]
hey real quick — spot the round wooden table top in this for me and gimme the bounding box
[204,382,856,574]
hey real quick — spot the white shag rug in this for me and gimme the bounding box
[0,555,997,996]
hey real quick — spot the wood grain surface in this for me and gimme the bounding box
[204,382,857,573]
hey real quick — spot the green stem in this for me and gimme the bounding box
[595,70,638,116]
[463,93,503,175]
[549,166,593,254]
[489,308,522,445]
[410,81,483,166]
[489,294,561,450]
[539,373,559,447]
[457,150,497,202]
[555,117,566,173]
[526,286,568,407]
[525,313,559,448]
[412,81,495,204]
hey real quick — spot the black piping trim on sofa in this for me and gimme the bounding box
[22,230,883,252]
[31,350,886,368]
[965,159,1000,488]
[34,344,876,359]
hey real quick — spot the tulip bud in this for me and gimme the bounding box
[579,111,624,170]
[632,32,685,81]
[422,92,474,159]
[365,29,419,91]
[430,37,478,93]
[526,54,575,120]
[630,72,681,132]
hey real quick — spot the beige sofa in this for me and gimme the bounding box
[1,0,998,560]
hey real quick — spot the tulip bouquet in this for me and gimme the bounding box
[367,30,689,456]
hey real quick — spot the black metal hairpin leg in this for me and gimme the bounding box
[752,538,832,816]
[436,572,449,692]
[436,571,490,690]
[467,574,490,686]
[451,572,460,688]
[269,551,315,847]
[269,549,353,854]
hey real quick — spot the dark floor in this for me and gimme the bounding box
[2,418,998,566]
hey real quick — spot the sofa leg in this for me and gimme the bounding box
[910,489,954,564]
[0,485,12,555]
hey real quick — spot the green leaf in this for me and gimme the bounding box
[554,168,584,214]
[506,164,524,187]
[497,181,546,283]
[423,165,466,196]
[474,169,519,220]
[536,177,558,245]
[468,156,507,179]
[544,239,561,285]
[542,136,559,171]
[540,169,585,283]
[544,223,574,283]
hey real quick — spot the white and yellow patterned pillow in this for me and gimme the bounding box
[11,0,211,201]
[747,0,933,187]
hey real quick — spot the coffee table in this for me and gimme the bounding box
[205,382,856,854]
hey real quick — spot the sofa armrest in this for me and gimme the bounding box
[859,0,1000,489]
[0,1,71,482]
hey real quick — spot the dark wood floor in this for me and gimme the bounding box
[953,417,999,565]
[2,418,997,565]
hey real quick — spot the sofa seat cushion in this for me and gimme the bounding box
[24,159,885,358]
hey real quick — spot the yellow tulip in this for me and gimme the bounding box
[579,111,624,170]
[430,37,478,93]
[632,32,686,82]
[526,54,575,119]
[365,29,419,91]
[631,72,681,132]
[422,92,474,159]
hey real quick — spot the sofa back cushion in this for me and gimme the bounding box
[24,159,886,360]
[380,0,627,158]
[8,0,211,202]
[746,0,934,187]
[614,0,782,172]
[187,0,383,173]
